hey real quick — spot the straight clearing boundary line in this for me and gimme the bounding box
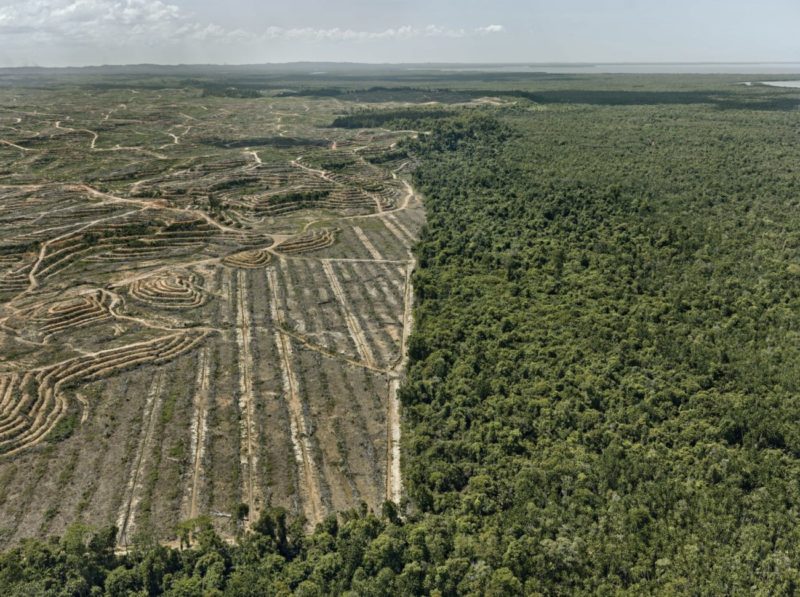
[184,345,211,520]
[235,270,261,527]
[117,370,165,549]
[267,266,325,527]
[322,261,376,369]
[353,226,384,261]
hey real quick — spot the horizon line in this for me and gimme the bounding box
[1,60,800,71]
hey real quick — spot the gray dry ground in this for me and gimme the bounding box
[0,89,423,546]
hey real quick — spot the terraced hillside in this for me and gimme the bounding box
[0,87,423,547]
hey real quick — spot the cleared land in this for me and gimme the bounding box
[0,88,423,546]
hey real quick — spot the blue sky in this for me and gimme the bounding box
[0,0,797,67]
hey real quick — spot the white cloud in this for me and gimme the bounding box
[0,0,185,42]
[261,24,502,42]
[478,25,505,34]
[0,0,178,28]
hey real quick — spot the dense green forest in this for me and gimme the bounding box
[4,78,800,594]
[330,108,458,130]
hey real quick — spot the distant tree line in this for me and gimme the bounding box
[200,86,262,99]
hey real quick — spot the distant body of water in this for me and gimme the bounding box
[761,80,800,88]
[416,63,800,75]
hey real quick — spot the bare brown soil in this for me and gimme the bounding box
[0,90,423,546]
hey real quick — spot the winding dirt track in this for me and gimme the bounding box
[54,121,98,149]
[244,150,262,165]
[79,185,242,234]
[55,120,167,158]
[291,157,334,182]
[0,140,32,152]
[25,207,143,292]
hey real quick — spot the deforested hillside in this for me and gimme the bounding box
[0,83,424,550]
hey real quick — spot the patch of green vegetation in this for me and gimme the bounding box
[207,177,258,192]
[160,389,179,427]
[201,136,329,149]
[0,466,17,508]
[47,413,78,444]
[266,190,331,206]
[331,108,460,129]
[364,148,409,164]
[200,85,262,99]
[168,437,187,463]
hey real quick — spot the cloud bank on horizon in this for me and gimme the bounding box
[0,0,504,66]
